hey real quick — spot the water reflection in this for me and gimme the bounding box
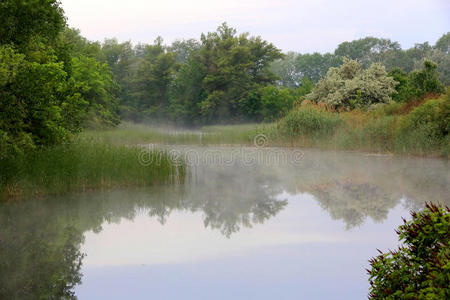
[0,147,448,299]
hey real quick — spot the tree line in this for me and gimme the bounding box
[0,0,449,158]
[271,35,449,86]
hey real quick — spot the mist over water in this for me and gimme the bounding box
[1,146,448,299]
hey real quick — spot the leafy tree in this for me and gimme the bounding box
[0,0,66,51]
[408,60,444,98]
[170,39,201,63]
[435,32,450,55]
[306,58,397,110]
[368,203,450,299]
[399,92,450,140]
[100,38,136,114]
[269,52,300,87]
[294,53,342,83]
[388,68,412,102]
[414,48,450,86]
[0,44,82,154]
[131,39,177,120]
[69,56,120,128]
[168,57,206,125]
[61,28,104,61]
[195,23,282,123]
[259,85,296,121]
[334,37,401,68]
[270,52,341,86]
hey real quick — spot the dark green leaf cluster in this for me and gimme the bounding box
[368,203,450,299]
[0,1,119,159]
[389,60,445,102]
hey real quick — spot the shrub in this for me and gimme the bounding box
[398,92,450,140]
[408,60,444,98]
[367,203,450,299]
[276,104,343,139]
[388,68,413,102]
[306,58,397,110]
[260,85,296,122]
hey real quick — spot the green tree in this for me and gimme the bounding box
[408,60,444,98]
[259,85,296,121]
[388,68,412,102]
[0,0,66,51]
[196,23,282,123]
[131,38,177,120]
[306,58,397,110]
[270,52,341,86]
[0,0,93,158]
[435,32,449,55]
[0,45,82,153]
[334,37,401,68]
[69,56,120,128]
[168,57,206,125]
[170,39,201,63]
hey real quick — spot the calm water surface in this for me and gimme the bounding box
[1,146,449,299]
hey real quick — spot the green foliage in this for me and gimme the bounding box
[334,37,401,68]
[434,32,449,55]
[70,55,120,128]
[399,92,450,140]
[0,141,186,200]
[388,68,413,102]
[0,0,66,51]
[169,38,201,63]
[0,1,120,160]
[259,86,296,121]
[368,203,450,299]
[276,105,343,140]
[129,38,178,121]
[0,44,78,154]
[272,33,450,88]
[191,23,283,123]
[306,58,397,110]
[168,58,206,125]
[408,60,444,98]
[270,52,341,85]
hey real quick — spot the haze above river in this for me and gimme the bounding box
[1,146,448,299]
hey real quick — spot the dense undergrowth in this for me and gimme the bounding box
[0,141,185,201]
[81,92,449,158]
[270,92,449,156]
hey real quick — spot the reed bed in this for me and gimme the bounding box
[0,141,186,200]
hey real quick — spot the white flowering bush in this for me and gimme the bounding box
[306,58,397,110]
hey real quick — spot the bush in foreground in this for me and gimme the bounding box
[367,203,450,299]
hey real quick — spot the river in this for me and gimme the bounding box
[1,146,448,299]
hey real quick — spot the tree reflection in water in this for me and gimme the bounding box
[0,147,448,298]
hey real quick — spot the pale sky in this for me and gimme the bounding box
[61,0,450,53]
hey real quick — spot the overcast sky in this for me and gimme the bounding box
[61,0,449,53]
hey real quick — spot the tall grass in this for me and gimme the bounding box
[269,94,449,157]
[271,105,343,146]
[0,141,186,200]
[78,93,448,158]
[81,122,203,145]
[81,122,261,146]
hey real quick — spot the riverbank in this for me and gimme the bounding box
[81,93,449,158]
[0,141,185,201]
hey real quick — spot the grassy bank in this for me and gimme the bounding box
[269,93,449,157]
[0,141,186,201]
[80,122,261,146]
[79,93,449,158]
